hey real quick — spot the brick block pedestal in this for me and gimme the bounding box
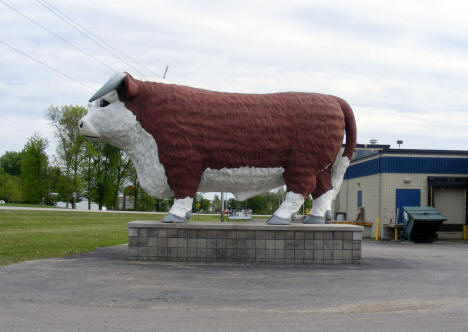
[128,221,363,264]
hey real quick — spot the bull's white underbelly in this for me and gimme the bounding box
[198,166,285,201]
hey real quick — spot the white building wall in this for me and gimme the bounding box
[380,173,430,222]
[335,171,468,239]
[333,173,380,235]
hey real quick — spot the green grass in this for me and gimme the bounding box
[0,210,221,266]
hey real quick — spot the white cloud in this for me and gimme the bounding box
[0,115,56,156]
[355,106,468,149]
[0,0,468,157]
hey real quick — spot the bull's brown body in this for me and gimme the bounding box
[118,75,356,199]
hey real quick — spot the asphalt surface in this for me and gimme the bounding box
[1,240,467,332]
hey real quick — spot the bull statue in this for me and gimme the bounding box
[78,72,356,224]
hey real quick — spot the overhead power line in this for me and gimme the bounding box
[34,0,160,77]
[0,0,117,72]
[0,40,92,89]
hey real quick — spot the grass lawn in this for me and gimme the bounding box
[0,203,61,208]
[0,209,224,266]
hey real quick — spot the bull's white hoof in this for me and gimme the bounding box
[162,213,188,223]
[266,215,290,225]
[303,214,325,224]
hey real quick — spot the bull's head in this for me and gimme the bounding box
[78,72,140,149]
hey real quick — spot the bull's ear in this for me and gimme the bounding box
[123,73,140,99]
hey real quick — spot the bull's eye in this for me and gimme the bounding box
[100,99,110,107]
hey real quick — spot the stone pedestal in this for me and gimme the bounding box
[128,221,363,264]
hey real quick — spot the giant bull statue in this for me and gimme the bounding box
[78,72,356,224]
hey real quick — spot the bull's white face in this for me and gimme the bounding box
[78,90,138,150]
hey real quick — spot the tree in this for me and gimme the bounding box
[122,185,134,210]
[0,151,22,176]
[0,167,10,188]
[137,190,157,211]
[244,190,283,215]
[192,193,210,213]
[246,194,267,214]
[88,143,120,210]
[211,194,221,212]
[112,150,131,210]
[227,197,242,209]
[20,134,49,204]
[47,105,87,208]
[48,165,74,205]
[127,161,139,210]
[0,177,21,203]
[302,195,312,215]
[81,140,98,210]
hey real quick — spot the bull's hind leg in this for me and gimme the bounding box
[304,169,333,224]
[304,156,350,224]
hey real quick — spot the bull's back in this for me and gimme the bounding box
[140,83,345,170]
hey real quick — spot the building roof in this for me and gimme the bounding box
[343,144,468,180]
[350,145,468,163]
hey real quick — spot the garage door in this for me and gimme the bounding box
[434,188,466,224]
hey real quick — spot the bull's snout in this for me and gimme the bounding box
[78,117,100,139]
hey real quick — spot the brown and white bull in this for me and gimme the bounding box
[78,72,356,224]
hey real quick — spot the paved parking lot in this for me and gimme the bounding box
[1,240,467,331]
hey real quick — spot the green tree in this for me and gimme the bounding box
[133,186,173,212]
[127,161,139,210]
[48,165,74,205]
[192,193,210,213]
[88,143,120,210]
[243,190,283,215]
[0,167,10,188]
[201,198,210,212]
[302,195,312,214]
[246,194,267,214]
[0,177,22,203]
[20,134,49,204]
[122,185,134,210]
[112,150,131,210]
[211,194,221,212]
[0,151,22,176]
[137,190,157,211]
[47,105,87,208]
[81,140,98,210]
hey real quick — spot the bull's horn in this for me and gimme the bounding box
[88,72,126,102]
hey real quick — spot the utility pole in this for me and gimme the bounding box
[220,192,224,222]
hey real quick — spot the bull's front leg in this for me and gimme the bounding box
[266,192,305,225]
[162,197,193,223]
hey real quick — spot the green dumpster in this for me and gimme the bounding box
[401,207,446,242]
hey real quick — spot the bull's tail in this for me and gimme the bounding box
[330,97,357,199]
[335,97,357,160]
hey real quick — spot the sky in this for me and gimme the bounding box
[1,0,468,160]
